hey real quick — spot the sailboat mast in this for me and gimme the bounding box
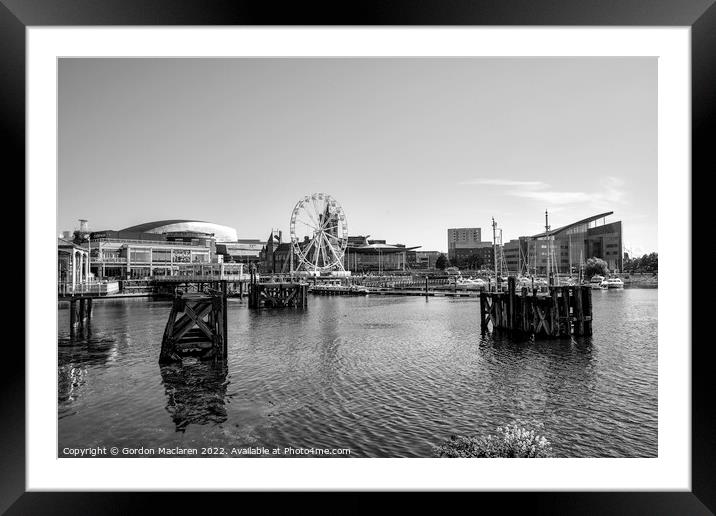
[492,217,498,291]
[545,210,550,285]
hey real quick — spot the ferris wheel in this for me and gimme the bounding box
[289,193,348,272]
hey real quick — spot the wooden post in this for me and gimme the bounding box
[159,298,181,364]
[574,284,584,336]
[521,287,528,333]
[492,292,505,329]
[480,292,487,332]
[221,280,228,357]
[425,276,429,296]
[79,298,86,324]
[86,298,93,321]
[582,286,593,336]
[69,299,77,336]
[550,287,560,337]
[561,286,571,335]
[508,277,516,332]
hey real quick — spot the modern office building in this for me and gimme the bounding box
[449,212,623,275]
[522,212,623,274]
[503,238,529,274]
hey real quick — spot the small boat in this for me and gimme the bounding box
[600,277,625,289]
[456,277,487,289]
[589,275,606,289]
[349,285,370,295]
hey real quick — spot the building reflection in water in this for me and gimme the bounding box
[58,321,118,405]
[160,360,229,432]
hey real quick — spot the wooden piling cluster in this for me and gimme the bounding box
[68,296,93,336]
[247,271,307,308]
[479,277,592,338]
[159,281,228,364]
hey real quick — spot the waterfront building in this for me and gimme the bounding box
[503,238,530,275]
[447,227,481,259]
[87,231,212,279]
[120,219,238,242]
[342,237,420,273]
[57,237,90,292]
[215,239,265,264]
[63,219,248,280]
[408,250,442,270]
[447,227,495,268]
[260,231,420,274]
[448,212,623,275]
[525,212,623,274]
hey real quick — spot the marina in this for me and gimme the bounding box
[52,56,661,468]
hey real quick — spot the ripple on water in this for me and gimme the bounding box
[57,291,657,457]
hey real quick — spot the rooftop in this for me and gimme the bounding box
[530,211,614,238]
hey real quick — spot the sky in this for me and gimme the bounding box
[58,58,657,256]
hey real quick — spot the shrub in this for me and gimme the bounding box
[584,257,609,279]
[433,421,553,458]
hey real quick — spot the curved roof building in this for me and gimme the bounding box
[120,220,238,242]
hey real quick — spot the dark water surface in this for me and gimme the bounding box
[58,289,657,457]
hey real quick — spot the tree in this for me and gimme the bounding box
[584,257,609,279]
[467,254,484,270]
[623,252,657,273]
[641,252,658,272]
[435,253,449,270]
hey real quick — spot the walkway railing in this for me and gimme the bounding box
[58,280,120,296]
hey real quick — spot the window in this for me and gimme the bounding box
[130,249,151,262]
[152,249,171,262]
[173,249,191,263]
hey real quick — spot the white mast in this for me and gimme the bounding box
[545,210,551,286]
[492,217,498,291]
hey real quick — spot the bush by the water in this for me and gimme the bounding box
[433,422,553,458]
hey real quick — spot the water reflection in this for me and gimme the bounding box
[58,291,657,457]
[58,327,118,408]
[160,360,229,432]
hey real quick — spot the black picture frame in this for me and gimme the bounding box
[5,0,713,513]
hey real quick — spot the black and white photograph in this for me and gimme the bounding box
[56,56,658,460]
[6,6,709,506]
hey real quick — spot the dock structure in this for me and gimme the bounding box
[248,281,308,308]
[159,281,228,364]
[67,296,93,337]
[480,277,593,338]
[246,267,308,309]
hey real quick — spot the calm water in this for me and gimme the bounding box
[58,289,657,457]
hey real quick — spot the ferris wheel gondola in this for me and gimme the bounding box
[289,193,348,272]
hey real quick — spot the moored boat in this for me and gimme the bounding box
[600,277,625,289]
[589,275,606,289]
